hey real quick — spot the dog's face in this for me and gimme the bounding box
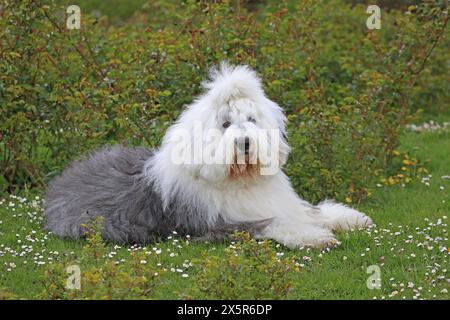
[211,96,290,180]
[159,64,290,183]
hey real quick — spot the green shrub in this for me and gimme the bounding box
[40,217,163,299]
[186,232,299,299]
[0,0,448,203]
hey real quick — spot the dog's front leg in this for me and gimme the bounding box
[231,179,339,248]
[315,200,373,231]
[257,219,338,249]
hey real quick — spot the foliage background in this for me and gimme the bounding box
[0,0,448,204]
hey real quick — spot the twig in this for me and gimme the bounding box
[411,13,449,76]
[43,10,107,80]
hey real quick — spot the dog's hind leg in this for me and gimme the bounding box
[191,218,273,243]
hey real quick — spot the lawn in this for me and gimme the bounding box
[0,128,448,300]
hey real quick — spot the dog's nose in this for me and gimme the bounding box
[236,136,251,153]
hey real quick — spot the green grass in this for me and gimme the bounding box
[0,129,448,299]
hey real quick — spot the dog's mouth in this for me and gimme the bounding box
[229,154,260,180]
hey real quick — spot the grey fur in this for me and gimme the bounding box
[44,145,269,244]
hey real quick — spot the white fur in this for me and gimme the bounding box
[144,63,373,248]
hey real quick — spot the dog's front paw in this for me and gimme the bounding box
[304,235,341,249]
[357,214,373,229]
[333,213,373,232]
[297,226,340,249]
[318,201,373,232]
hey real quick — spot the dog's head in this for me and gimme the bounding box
[160,63,290,183]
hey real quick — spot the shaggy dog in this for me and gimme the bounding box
[44,63,372,248]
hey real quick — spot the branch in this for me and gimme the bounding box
[43,10,107,80]
[411,13,449,76]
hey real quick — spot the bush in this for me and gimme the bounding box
[40,219,297,299]
[40,217,163,299]
[0,0,448,203]
[187,232,299,299]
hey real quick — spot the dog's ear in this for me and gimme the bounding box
[270,102,290,167]
[278,122,290,167]
[278,118,288,143]
[264,98,287,140]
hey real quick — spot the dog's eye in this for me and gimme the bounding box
[222,121,231,128]
[248,117,256,123]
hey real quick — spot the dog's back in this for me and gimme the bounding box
[44,145,161,243]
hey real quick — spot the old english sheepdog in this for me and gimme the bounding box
[44,63,373,248]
